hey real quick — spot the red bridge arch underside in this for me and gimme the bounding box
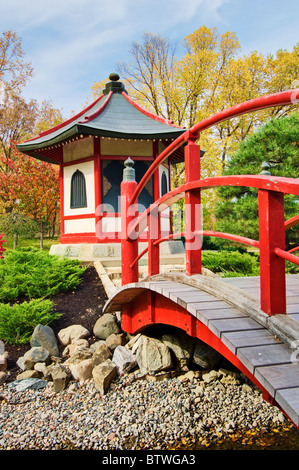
[104,274,299,428]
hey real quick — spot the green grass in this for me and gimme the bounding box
[2,236,58,252]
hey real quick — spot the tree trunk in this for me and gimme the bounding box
[13,232,18,249]
[40,231,44,250]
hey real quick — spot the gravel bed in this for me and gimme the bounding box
[0,370,289,451]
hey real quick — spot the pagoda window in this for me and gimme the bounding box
[161,171,168,196]
[70,170,87,208]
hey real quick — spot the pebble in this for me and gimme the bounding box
[0,371,289,450]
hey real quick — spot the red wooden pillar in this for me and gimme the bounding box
[121,158,139,286]
[184,134,202,276]
[94,137,102,240]
[59,161,65,238]
[258,189,286,315]
[148,203,160,276]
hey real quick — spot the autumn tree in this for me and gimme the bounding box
[0,30,33,94]
[11,146,60,249]
[0,30,63,244]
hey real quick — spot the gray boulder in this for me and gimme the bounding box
[7,378,48,392]
[112,345,136,375]
[20,347,51,370]
[162,331,195,369]
[135,336,173,375]
[193,339,222,369]
[93,314,121,340]
[30,324,59,357]
[58,325,90,346]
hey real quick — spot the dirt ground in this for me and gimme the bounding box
[4,265,108,381]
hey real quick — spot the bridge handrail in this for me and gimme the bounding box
[121,89,299,316]
[129,89,299,205]
[127,175,299,241]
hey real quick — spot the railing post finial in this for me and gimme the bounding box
[260,161,271,175]
[123,157,135,182]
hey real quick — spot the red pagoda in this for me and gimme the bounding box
[17,73,190,259]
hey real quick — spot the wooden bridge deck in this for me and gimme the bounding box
[223,274,299,320]
[104,273,299,427]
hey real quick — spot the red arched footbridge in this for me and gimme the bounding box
[103,89,299,428]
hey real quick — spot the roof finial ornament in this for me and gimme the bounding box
[103,72,126,95]
[109,72,120,82]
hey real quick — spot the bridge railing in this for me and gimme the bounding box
[120,89,299,317]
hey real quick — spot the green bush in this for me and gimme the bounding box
[0,248,85,302]
[0,299,61,344]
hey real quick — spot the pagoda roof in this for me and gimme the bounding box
[17,74,186,164]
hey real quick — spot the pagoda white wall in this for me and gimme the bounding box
[64,218,95,234]
[63,160,95,234]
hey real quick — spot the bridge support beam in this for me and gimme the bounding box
[120,290,272,400]
[258,189,286,315]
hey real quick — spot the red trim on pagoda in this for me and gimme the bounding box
[26,95,105,143]
[121,92,184,129]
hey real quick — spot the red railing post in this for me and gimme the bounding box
[184,134,202,275]
[258,189,286,315]
[148,203,160,276]
[121,158,139,286]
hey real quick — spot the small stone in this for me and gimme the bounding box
[16,370,40,380]
[106,333,127,350]
[0,371,7,384]
[7,378,48,392]
[202,370,220,383]
[23,347,51,370]
[177,370,196,383]
[63,339,89,357]
[70,358,93,382]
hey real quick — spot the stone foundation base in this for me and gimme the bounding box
[49,240,185,262]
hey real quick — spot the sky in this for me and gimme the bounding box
[0,0,298,118]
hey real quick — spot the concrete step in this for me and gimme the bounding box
[100,254,186,268]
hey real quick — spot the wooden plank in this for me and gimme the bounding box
[150,282,196,297]
[290,313,299,322]
[194,308,245,327]
[254,363,299,398]
[221,329,281,355]
[287,305,299,313]
[183,300,231,316]
[207,317,263,338]
[170,291,217,303]
[236,343,293,375]
[276,387,299,427]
